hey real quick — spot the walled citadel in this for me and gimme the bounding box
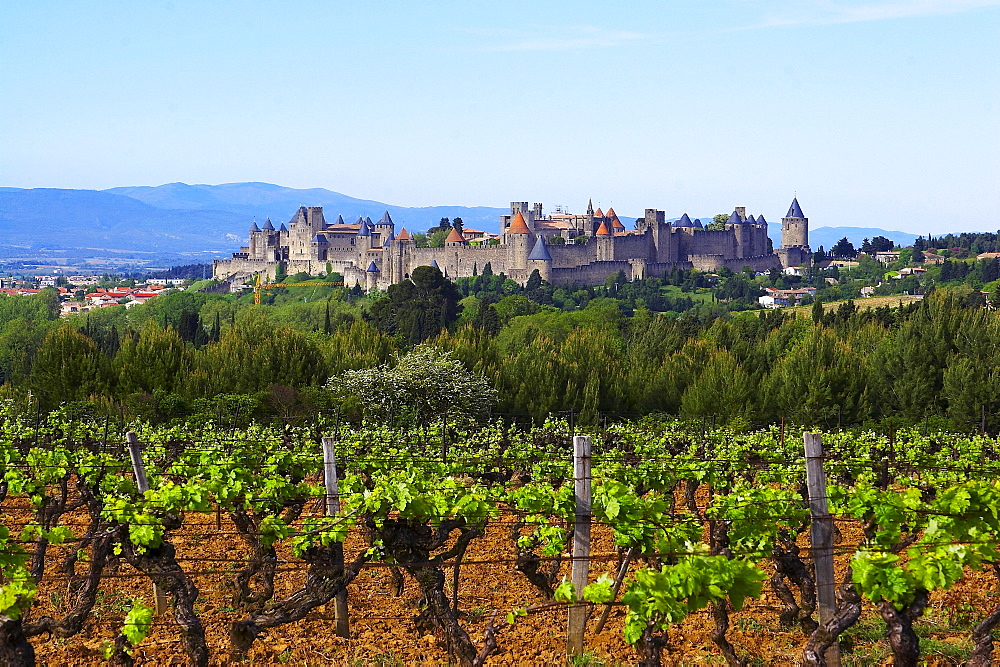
[212,198,812,289]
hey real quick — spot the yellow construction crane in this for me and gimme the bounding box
[236,275,343,304]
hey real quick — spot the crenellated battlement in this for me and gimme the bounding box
[214,198,808,290]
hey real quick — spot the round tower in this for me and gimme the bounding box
[595,220,613,261]
[781,197,808,249]
[357,217,373,252]
[248,220,261,256]
[778,198,812,267]
[365,261,380,291]
[505,210,532,270]
[527,235,553,283]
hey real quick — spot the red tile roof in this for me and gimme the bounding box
[508,211,530,234]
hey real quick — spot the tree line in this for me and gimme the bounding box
[1,273,999,432]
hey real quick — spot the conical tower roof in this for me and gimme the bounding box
[397,227,411,240]
[250,221,260,233]
[335,214,345,225]
[611,216,626,230]
[378,211,393,225]
[366,261,379,273]
[693,219,703,229]
[606,206,617,218]
[262,218,275,231]
[508,211,530,234]
[528,235,552,261]
[675,213,693,228]
[279,223,288,232]
[727,211,742,225]
[595,221,611,236]
[756,214,767,225]
[594,207,604,218]
[445,227,466,244]
[358,221,371,237]
[786,197,805,218]
[382,231,395,247]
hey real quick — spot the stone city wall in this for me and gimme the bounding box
[676,229,735,259]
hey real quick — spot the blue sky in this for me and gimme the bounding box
[1,1,997,234]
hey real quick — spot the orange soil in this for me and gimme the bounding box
[11,496,995,665]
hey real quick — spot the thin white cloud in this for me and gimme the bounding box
[470,26,648,52]
[734,0,1000,31]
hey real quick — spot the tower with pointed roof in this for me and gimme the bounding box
[365,260,380,290]
[779,197,811,266]
[506,202,533,233]
[528,235,553,282]
[781,198,808,248]
[595,220,614,261]
[247,220,261,257]
[375,211,395,238]
[505,211,532,270]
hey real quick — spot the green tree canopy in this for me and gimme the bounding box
[369,266,462,344]
[30,324,112,409]
[831,237,857,259]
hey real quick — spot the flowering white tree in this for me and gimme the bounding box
[328,344,497,425]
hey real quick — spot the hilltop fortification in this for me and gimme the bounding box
[212,198,811,288]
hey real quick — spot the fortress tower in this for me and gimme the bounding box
[778,197,811,267]
[504,211,532,270]
[528,234,553,282]
[781,198,808,248]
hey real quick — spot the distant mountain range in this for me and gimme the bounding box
[0,183,508,255]
[0,182,932,265]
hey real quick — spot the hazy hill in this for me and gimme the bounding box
[0,187,245,251]
[105,182,508,236]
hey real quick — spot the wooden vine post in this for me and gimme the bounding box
[322,436,350,638]
[125,431,168,616]
[568,435,592,657]
[804,432,840,666]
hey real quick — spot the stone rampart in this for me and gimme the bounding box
[677,229,735,258]
[611,233,654,261]
[550,261,635,286]
[549,241,596,268]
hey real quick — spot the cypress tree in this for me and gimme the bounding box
[324,300,332,335]
[812,298,824,325]
[526,269,542,291]
[107,324,120,356]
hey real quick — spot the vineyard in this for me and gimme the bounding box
[3,407,1000,665]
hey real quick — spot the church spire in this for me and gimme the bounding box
[587,198,594,215]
